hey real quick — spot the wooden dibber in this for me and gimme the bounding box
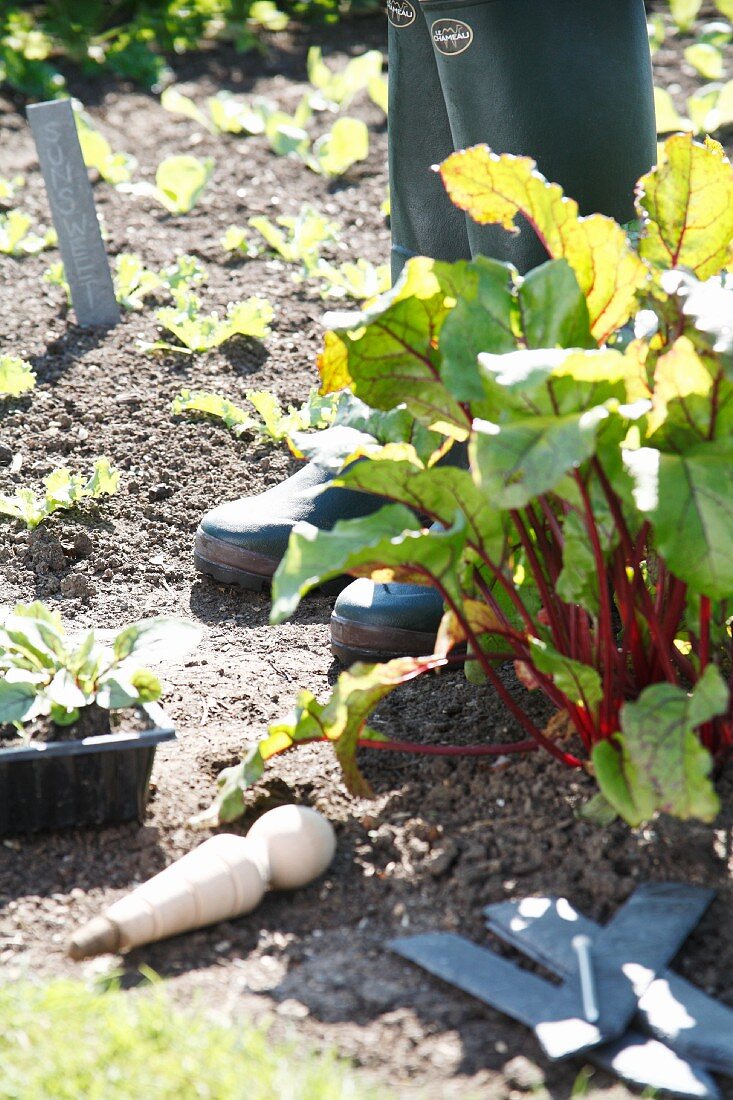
[68,806,336,960]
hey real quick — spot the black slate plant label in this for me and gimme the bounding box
[431,18,474,55]
[26,99,120,329]
[387,0,416,28]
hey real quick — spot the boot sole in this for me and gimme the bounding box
[194,529,346,595]
[330,612,438,666]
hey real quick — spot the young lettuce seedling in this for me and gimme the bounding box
[246,204,340,272]
[306,47,384,112]
[0,458,120,530]
[0,210,56,256]
[171,387,340,443]
[0,603,200,733]
[122,155,215,214]
[146,294,273,354]
[0,175,24,205]
[306,117,369,178]
[0,356,35,398]
[73,105,137,186]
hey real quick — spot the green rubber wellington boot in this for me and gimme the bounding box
[330,0,658,663]
[420,0,657,270]
[195,6,470,600]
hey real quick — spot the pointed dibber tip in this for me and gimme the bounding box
[68,916,121,960]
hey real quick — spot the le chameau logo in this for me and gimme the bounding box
[431,18,474,55]
[387,0,416,28]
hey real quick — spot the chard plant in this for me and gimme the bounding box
[122,154,214,214]
[203,133,733,830]
[0,356,35,398]
[0,210,56,256]
[0,458,119,529]
[145,293,273,353]
[0,602,200,733]
[172,386,340,443]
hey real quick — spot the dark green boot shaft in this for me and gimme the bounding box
[420,0,657,271]
[388,0,471,279]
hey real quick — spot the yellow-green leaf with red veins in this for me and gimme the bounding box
[439,145,647,344]
[636,134,733,279]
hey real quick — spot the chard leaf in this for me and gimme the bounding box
[336,459,505,559]
[529,638,603,715]
[440,146,647,343]
[518,259,595,351]
[0,678,38,724]
[46,669,87,711]
[593,666,727,826]
[625,442,733,598]
[471,405,609,510]
[271,505,466,624]
[0,355,35,397]
[439,256,518,402]
[637,134,733,279]
[326,257,470,434]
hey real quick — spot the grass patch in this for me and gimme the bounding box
[0,978,384,1100]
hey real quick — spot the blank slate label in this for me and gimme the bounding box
[27,99,119,328]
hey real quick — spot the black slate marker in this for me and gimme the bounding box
[486,893,733,1077]
[26,99,119,329]
[390,932,719,1099]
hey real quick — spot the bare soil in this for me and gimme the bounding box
[1,8,733,1098]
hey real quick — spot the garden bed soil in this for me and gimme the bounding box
[1,7,733,1097]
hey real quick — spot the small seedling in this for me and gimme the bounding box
[259,98,312,157]
[306,117,369,178]
[172,386,339,442]
[0,602,200,730]
[0,209,56,256]
[146,294,273,353]
[655,80,733,135]
[122,155,215,214]
[159,253,207,299]
[74,105,136,185]
[311,258,390,300]
[0,458,120,530]
[220,225,260,259]
[0,356,35,398]
[248,204,340,271]
[161,86,266,136]
[306,46,384,112]
[46,252,206,311]
[0,175,24,205]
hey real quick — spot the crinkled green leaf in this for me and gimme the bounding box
[0,678,38,724]
[625,442,733,598]
[336,458,505,560]
[472,405,609,510]
[593,666,726,826]
[327,257,471,434]
[0,355,35,397]
[517,259,595,351]
[440,256,518,402]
